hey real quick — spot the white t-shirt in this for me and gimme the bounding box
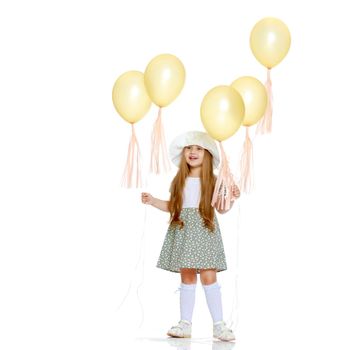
[182,177,201,208]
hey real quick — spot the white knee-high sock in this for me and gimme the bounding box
[179,283,196,323]
[202,282,223,323]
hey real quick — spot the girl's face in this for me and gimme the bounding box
[184,145,205,168]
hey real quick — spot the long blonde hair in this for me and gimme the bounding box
[168,148,216,232]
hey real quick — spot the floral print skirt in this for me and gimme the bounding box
[156,207,227,273]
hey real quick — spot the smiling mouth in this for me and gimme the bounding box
[189,156,198,160]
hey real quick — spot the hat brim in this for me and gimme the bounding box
[169,131,220,169]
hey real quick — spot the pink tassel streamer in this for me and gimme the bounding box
[121,123,142,188]
[150,107,171,174]
[211,141,239,210]
[256,68,273,134]
[239,127,254,193]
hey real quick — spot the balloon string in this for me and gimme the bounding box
[136,224,146,329]
[256,68,273,135]
[114,202,148,324]
[136,171,149,329]
[227,200,241,332]
[115,171,149,330]
[150,107,171,174]
[239,127,254,193]
[211,141,237,210]
[212,142,241,332]
[121,123,143,188]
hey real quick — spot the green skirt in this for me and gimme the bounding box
[156,207,227,273]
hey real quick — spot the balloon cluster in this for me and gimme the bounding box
[200,17,290,208]
[112,17,291,196]
[112,54,185,187]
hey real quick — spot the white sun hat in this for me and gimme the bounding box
[169,130,220,169]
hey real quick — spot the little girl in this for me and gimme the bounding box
[141,130,240,342]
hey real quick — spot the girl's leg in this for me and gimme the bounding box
[179,268,197,323]
[200,269,223,323]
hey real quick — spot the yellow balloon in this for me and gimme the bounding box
[144,54,185,107]
[231,76,268,126]
[200,86,245,141]
[112,71,152,123]
[250,17,291,69]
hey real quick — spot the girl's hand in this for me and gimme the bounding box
[141,192,154,205]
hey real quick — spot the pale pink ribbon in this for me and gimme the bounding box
[121,123,142,188]
[256,68,273,135]
[239,127,254,193]
[150,107,171,174]
[211,141,239,210]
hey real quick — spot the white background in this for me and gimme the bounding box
[1,0,350,349]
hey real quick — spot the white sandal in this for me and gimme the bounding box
[213,321,236,342]
[167,320,192,338]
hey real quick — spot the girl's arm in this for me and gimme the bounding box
[141,192,170,212]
